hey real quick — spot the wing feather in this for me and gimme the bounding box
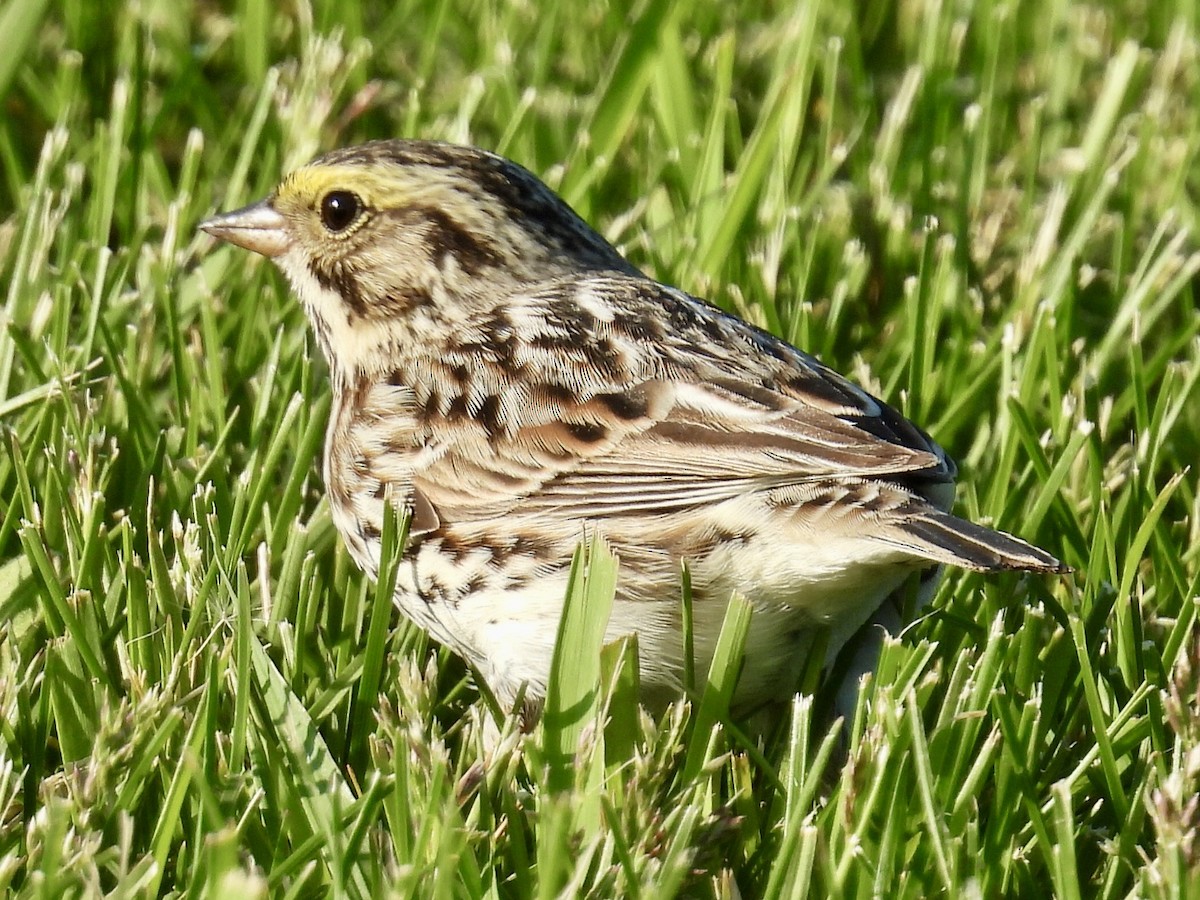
[392,274,953,524]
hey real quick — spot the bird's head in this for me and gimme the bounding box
[201,140,634,377]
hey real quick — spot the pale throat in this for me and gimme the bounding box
[276,250,416,385]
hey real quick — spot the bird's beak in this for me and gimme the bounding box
[200,200,290,258]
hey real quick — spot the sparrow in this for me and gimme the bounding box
[201,139,1066,718]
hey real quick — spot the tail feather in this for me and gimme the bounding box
[891,510,1069,574]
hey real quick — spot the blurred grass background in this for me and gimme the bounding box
[1,0,1199,896]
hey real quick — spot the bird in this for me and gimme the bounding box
[200,139,1067,721]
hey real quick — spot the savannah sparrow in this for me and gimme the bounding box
[201,140,1066,717]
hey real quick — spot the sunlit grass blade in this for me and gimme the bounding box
[542,533,618,796]
[683,592,751,783]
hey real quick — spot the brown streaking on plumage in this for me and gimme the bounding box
[201,139,1068,719]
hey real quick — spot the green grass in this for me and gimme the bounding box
[2,0,1200,895]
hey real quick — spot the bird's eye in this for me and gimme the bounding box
[320,191,362,232]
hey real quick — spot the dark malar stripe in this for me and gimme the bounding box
[309,257,370,319]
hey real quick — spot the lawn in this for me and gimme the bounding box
[2,0,1199,896]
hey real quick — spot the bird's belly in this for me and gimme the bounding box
[380,526,918,712]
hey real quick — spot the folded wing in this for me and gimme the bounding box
[402,274,955,523]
